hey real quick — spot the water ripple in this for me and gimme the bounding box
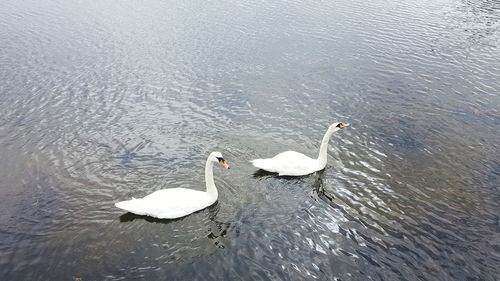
[0,0,499,280]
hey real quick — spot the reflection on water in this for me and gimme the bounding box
[119,204,231,249]
[0,0,499,280]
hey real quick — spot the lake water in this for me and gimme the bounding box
[1,0,499,280]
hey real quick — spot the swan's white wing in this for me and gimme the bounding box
[115,188,215,219]
[251,151,318,176]
[250,158,277,172]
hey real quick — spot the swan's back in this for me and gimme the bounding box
[251,151,318,176]
[115,188,215,219]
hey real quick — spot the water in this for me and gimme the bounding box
[0,0,499,280]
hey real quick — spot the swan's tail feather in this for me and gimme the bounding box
[115,199,147,216]
[250,159,275,172]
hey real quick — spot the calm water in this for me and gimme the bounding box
[1,0,499,280]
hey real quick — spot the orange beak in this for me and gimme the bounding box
[219,159,230,169]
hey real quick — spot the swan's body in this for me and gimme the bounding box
[251,122,348,176]
[251,151,321,176]
[115,189,216,219]
[115,152,229,219]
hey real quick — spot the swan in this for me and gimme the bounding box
[251,122,349,176]
[114,152,229,219]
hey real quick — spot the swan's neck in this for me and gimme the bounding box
[205,159,218,199]
[317,127,338,168]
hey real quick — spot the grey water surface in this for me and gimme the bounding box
[1,0,499,280]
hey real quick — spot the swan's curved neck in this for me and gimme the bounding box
[317,127,338,168]
[205,158,218,199]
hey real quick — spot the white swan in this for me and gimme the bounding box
[251,122,349,176]
[115,152,229,219]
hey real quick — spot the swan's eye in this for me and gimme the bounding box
[216,157,224,162]
[336,123,342,128]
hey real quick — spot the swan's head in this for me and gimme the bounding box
[210,152,230,169]
[331,122,349,130]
